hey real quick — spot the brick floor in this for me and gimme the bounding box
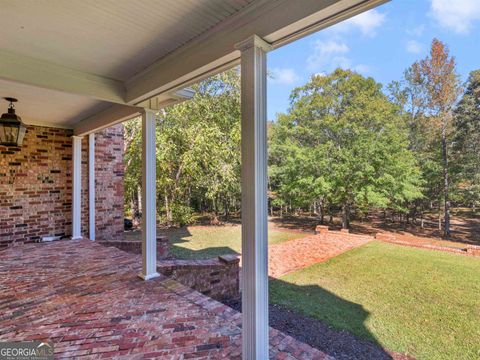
[0,240,330,359]
[269,233,373,277]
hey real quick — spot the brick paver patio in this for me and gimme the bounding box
[0,240,330,359]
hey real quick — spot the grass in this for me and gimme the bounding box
[270,241,480,360]
[163,225,304,260]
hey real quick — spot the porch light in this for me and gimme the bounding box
[0,97,26,147]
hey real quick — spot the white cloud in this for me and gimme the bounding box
[430,0,480,34]
[269,67,300,85]
[307,40,370,75]
[406,40,422,54]
[406,24,425,37]
[353,64,371,74]
[307,40,349,70]
[332,9,386,37]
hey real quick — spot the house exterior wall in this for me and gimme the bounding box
[93,124,125,241]
[0,124,124,248]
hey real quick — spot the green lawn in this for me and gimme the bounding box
[164,225,303,259]
[270,241,480,360]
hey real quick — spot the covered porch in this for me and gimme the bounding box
[0,0,386,358]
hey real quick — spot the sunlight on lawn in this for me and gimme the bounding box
[167,225,304,260]
[270,241,480,360]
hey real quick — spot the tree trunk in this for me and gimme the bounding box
[438,205,442,230]
[341,203,350,229]
[441,121,451,238]
[165,193,173,225]
[318,199,324,225]
[224,198,229,222]
[132,187,140,221]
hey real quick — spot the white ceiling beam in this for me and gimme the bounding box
[136,88,196,111]
[0,50,126,104]
[74,104,143,136]
[125,0,388,105]
[73,88,195,135]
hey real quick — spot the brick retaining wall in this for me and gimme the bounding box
[99,236,170,260]
[99,235,241,302]
[158,255,240,302]
[376,233,480,257]
[315,225,374,242]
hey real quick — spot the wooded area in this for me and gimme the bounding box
[124,39,479,238]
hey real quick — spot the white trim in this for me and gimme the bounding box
[0,49,125,104]
[137,272,160,281]
[237,35,271,360]
[73,89,195,136]
[88,133,95,241]
[138,110,160,281]
[125,0,387,105]
[71,136,83,240]
[23,120,74,130]
[74,104,144,136]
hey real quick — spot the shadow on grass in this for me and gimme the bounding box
[267,277,396,360]
[160,226,240,260]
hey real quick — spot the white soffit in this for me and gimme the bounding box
[0,0,255,81]
[0,78,108,128]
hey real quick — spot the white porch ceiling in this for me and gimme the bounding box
[0,0,255,81]
[0,78,109,128]
[0,0,387,134]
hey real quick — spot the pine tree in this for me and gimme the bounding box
[410,39,462,238]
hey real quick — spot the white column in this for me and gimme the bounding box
[71,135,83,240]
[235,35,272,360]
[88,133,95,240]
[138,110,160,280]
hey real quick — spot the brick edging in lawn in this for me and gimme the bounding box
[376,234,480,257]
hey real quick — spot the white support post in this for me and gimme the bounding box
[88,133,95,241]
[71,135,83,240]
[235,35,272,360]
[138,110,160,281]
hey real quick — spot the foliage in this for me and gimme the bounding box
[270,69,423,227]
[409,39,462,237]
[124,38,477,229]
[124,69,241,225]
[453,70,480,209]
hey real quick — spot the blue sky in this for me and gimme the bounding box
[267,0,480,120]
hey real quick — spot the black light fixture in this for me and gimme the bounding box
[0,97,27,147]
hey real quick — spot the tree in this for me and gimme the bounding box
[453,70,480,210]
[270,69,423,228]
[410,39,462,237]
[123,69,241,226]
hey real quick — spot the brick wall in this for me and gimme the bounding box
[0,127,73,246]
[0,124,124,248]
[93,124,125,241]
[158,255,240,302]
[100,236,170,260]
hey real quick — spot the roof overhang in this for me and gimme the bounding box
[0,0,387,135]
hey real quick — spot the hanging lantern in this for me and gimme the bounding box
[0,97,26,147]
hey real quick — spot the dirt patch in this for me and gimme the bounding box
[270,210,480,247]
